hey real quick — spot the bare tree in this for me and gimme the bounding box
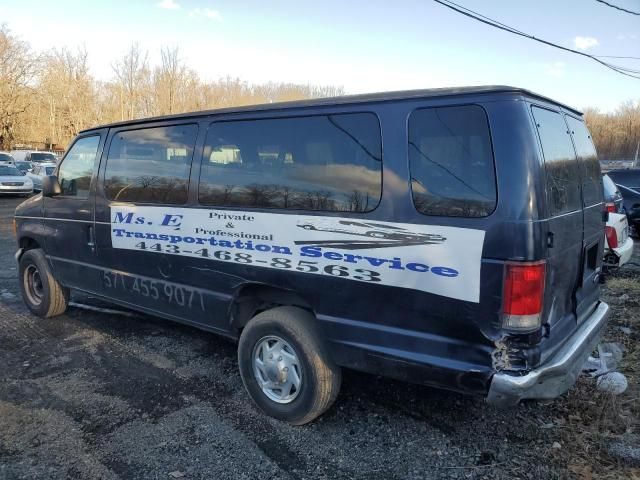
[38,47,97,143]
[585,102,640,160]
[0,25,37,148]
[2,27,350,151]
[112,43,150,120]
[153,46,189,115]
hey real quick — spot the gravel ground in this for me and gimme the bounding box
[0,195,637,480]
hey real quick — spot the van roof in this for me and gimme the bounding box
[80,85,582,133]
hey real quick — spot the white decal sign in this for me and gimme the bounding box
[110,206,485,302]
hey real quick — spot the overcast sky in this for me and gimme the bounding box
[1,0,638,112]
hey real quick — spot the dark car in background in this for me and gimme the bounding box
[0,152,15,165]
[14,161,33,174]
[606,169,640,234]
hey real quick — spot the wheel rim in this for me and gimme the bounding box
[252,335,302,404]
[24,264,44,306]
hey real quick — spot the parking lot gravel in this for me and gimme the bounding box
[0,195,637,480]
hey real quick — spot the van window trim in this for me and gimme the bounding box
[407,103,498,219]
[102,122,200,207]
[196,110,384,213]
[55,133,103,200]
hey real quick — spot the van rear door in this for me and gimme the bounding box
[532,106,585,335]
[566,115,604,321]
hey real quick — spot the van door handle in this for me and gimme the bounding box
[87,225,96,252]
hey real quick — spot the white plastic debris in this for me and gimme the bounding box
[582,342,628,395]
[597,372,628,395]
[583,343,625,376]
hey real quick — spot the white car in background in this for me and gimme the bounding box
[0,164,33,196]
[0,152,14,165]
[604,212,634,269]
[10,150,59,165]
[26,162,57,192]
[602,174,634,269]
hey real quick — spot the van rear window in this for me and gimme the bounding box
[105,124,198,204]
[566,116,602,207]
[408,105,497,217]
[531,107,582,216]
[198,113,382,212]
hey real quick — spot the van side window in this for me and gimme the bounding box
[408,105,497,217]
[531,107,581,215]
[198,113,382,212]
[104,124,198,204]
[58,135,100,198]
[566,116,602,207]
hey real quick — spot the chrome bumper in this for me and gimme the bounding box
[487,302,610,406]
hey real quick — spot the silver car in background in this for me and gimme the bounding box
[26,162,57,192]
[0,164,33,196]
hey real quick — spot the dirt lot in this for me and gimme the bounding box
[0,195,638,480]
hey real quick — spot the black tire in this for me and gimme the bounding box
[18,248,69,317]
[238,306,341,425]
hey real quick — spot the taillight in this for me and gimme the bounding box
[605,226,618,248]
[502,261,546,333]
[605,202,617,214]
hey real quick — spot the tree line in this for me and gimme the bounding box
[584,103,640,160]
[1,24,638,159]
[0,25,343,150]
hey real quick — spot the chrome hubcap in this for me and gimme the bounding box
[24,265,44,306]
[253,335,302,404]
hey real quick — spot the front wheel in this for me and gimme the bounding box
[18,248,69,317]
[238,306,341,425]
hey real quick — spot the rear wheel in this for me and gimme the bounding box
[238,306,341,425]
[18,249,69,317]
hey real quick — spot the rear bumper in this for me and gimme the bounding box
[612,237,634,267]
[487,301,610,406]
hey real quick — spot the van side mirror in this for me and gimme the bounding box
[42,175,62,197]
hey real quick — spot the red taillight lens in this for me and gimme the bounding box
[605,202,617,214]
[605,226,618,248]
[502,262,545,332]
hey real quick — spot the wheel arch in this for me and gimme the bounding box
[229,283,314,334]
[19,236,41,251]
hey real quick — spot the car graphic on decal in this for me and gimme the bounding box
[296,219,446,243]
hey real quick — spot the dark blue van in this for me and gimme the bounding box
[14,86,610,424]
